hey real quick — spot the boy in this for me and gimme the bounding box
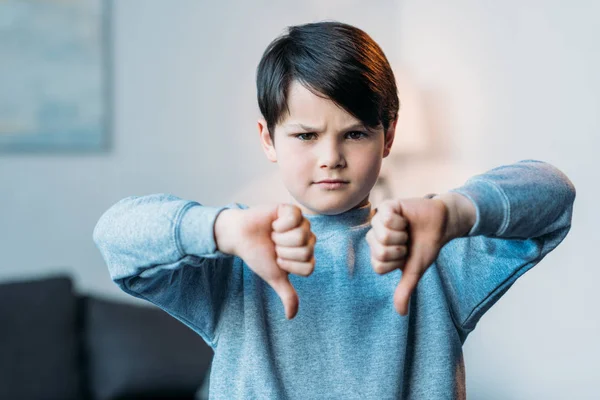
[93,21,576,399]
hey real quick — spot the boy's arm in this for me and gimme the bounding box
[433,159,576,341]
[93,193,243,347]
[446,159,576,239]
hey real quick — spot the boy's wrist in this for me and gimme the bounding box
[214,209,243,256]
[434,192,476,242]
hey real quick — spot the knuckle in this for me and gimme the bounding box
[382,214,394,228]
[305,219,312,231]
[301,229,310,245]
[394,246,403,257]
[301,247,312,262]
[372,260,385,274]
[301,262,314,277]
[381,231,391,245]
[399,218,408,230]
[275,257,286,270]
[398,231,408,243]
[298,269,310,277]
[399,245,408,257]
[292,208,302,223]
[373,249,382,261]
[290,230,302,245]
[379,247,389,261]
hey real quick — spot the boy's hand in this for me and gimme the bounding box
[367,194,472,316]
[215,204,316,320]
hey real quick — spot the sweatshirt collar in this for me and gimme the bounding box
[303,202,374,234]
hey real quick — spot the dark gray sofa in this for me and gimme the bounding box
[0,275,214,400]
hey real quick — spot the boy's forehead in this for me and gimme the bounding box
[279,81,363,132]
[282,121,368,133]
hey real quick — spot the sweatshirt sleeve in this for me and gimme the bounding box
[92,193,244,347]
[434,160,576,342]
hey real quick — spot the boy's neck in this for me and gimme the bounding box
[302,201,373,234]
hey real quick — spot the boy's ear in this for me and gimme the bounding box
[258,118,277,163]
[382,117,398,158]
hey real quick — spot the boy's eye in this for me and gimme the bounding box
[293,131,368,141]
[295,133,316,141]
[346,131,368,140]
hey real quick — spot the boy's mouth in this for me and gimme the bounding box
[314,179,349,190]
[314,179,349,184]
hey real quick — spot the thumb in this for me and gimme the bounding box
[268,271,299,320]
[393,241,425,316]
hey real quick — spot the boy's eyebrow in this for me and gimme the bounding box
[284,122,369,132]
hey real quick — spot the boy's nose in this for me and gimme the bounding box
[318,143,346,169]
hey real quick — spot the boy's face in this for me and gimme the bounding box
[258,80,396,216]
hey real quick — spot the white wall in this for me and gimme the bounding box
[1,1,597,398]
[0,0,398,295]
[395,2,599,399]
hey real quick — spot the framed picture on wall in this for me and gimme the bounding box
[0,0,111,152]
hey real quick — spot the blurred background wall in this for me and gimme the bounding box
[1,1,597,398]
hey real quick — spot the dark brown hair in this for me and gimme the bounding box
[256,21,400,143]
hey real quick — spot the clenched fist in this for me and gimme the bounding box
[366,196,453,316]
[214,203,316,320]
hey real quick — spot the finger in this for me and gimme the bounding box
[367,231,408,262]
[275,235,315,262]
[272,204,303,232]
[272,224,312,247]
[371,220,409,245]
[374,208,408,231]
[371,257,406,275]
[371,244,408,263]
[393,249,425,316]
[268,272,300,320]
[277,257,316,277]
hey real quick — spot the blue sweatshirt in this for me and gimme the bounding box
[93,160,575,399]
